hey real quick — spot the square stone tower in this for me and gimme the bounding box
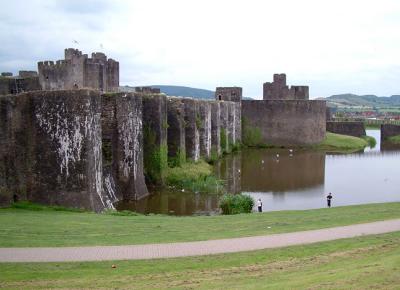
[215,87,242,102]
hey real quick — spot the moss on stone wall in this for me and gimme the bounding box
[242,117,263,147]
[168,148,186,168]
[143,125,168,184]
[220,128,227,153]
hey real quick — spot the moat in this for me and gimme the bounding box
[117,129,400,215]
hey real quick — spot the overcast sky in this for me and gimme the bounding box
[1,0,400,99]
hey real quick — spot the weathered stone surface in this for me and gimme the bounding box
[0,90,150,211]
[142,94,168,183]
[181,98,200,161]
[210,101,221,157]
[30,90,113,212]
[381,124,400,141]
[101,93,148,201]
[242,100,326,146]
[234,102,242,144]
[215,87,242,102]
[0,76,41,95]
[0,93,33,206]
[219,101,230,153]
[326,121,366,137]
[167,97,186,166]
[198,100,212,159]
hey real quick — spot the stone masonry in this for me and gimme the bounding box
[38,48,119,92]
[142,94,168,184]
[263,74,309,100]
[0,71,41,95]
[198,100,212,159]
[0,90,148,211]
[326,121,366,137]
[381,124,400,142]
[182,98,200,161]
[215,87,242,102]
[166,97,186,166]
[101,93,148,201]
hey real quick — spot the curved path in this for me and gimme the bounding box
[1,219,400,263]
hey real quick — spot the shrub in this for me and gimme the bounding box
[219,194,254,215]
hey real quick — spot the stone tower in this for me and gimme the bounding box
[215,87,242,102]
[263,73,309,100]
[38,48,119,92]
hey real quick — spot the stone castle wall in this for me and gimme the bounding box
[0,90,146,211]
[38,48,119,92]
[326,121,366,137]
[242,100,326,146]
[0,71,41,95]
[381,124,400,141]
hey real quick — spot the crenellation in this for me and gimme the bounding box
[263,73,309,100]
[38,48,119,92]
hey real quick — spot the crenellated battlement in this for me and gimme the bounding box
[38,48,119,92]
[263,73,309,100]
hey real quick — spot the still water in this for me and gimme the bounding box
[119,130,400,215]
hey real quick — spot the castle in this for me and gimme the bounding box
[0,49,327,212]
[1,48,119,94]
[38,48,119,92]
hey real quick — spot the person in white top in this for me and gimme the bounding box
[257,199,262,212]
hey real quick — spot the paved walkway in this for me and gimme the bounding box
[1,219,400,263]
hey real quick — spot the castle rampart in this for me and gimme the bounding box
[38,48,119,92]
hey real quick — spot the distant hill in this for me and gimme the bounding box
[318,94,400,108]
[120,85,253,100]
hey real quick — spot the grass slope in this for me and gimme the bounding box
[315,132,368,153]
[388,135,400,144]
[0,202,400,247]
[1,232,399,289]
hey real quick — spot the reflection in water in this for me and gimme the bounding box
[238,149,325,192]
[116,188,220,215]
[114,129,400,214]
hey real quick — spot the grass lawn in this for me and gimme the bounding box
[0,232,399,289]
[315,132,368,153]
[0,202,400,247]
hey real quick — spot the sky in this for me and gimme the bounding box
[1,0,400,99]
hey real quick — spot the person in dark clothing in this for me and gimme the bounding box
[327,192,333,208]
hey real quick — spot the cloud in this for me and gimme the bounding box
[1,0,400,98]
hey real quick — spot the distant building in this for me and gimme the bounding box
[38,48,119,92]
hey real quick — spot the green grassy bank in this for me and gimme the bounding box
[0,202,399,247]
[388,135,400,144]
[314,132,368,153]
[1,232,399,289]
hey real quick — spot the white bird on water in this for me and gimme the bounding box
[276,154,280,158]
